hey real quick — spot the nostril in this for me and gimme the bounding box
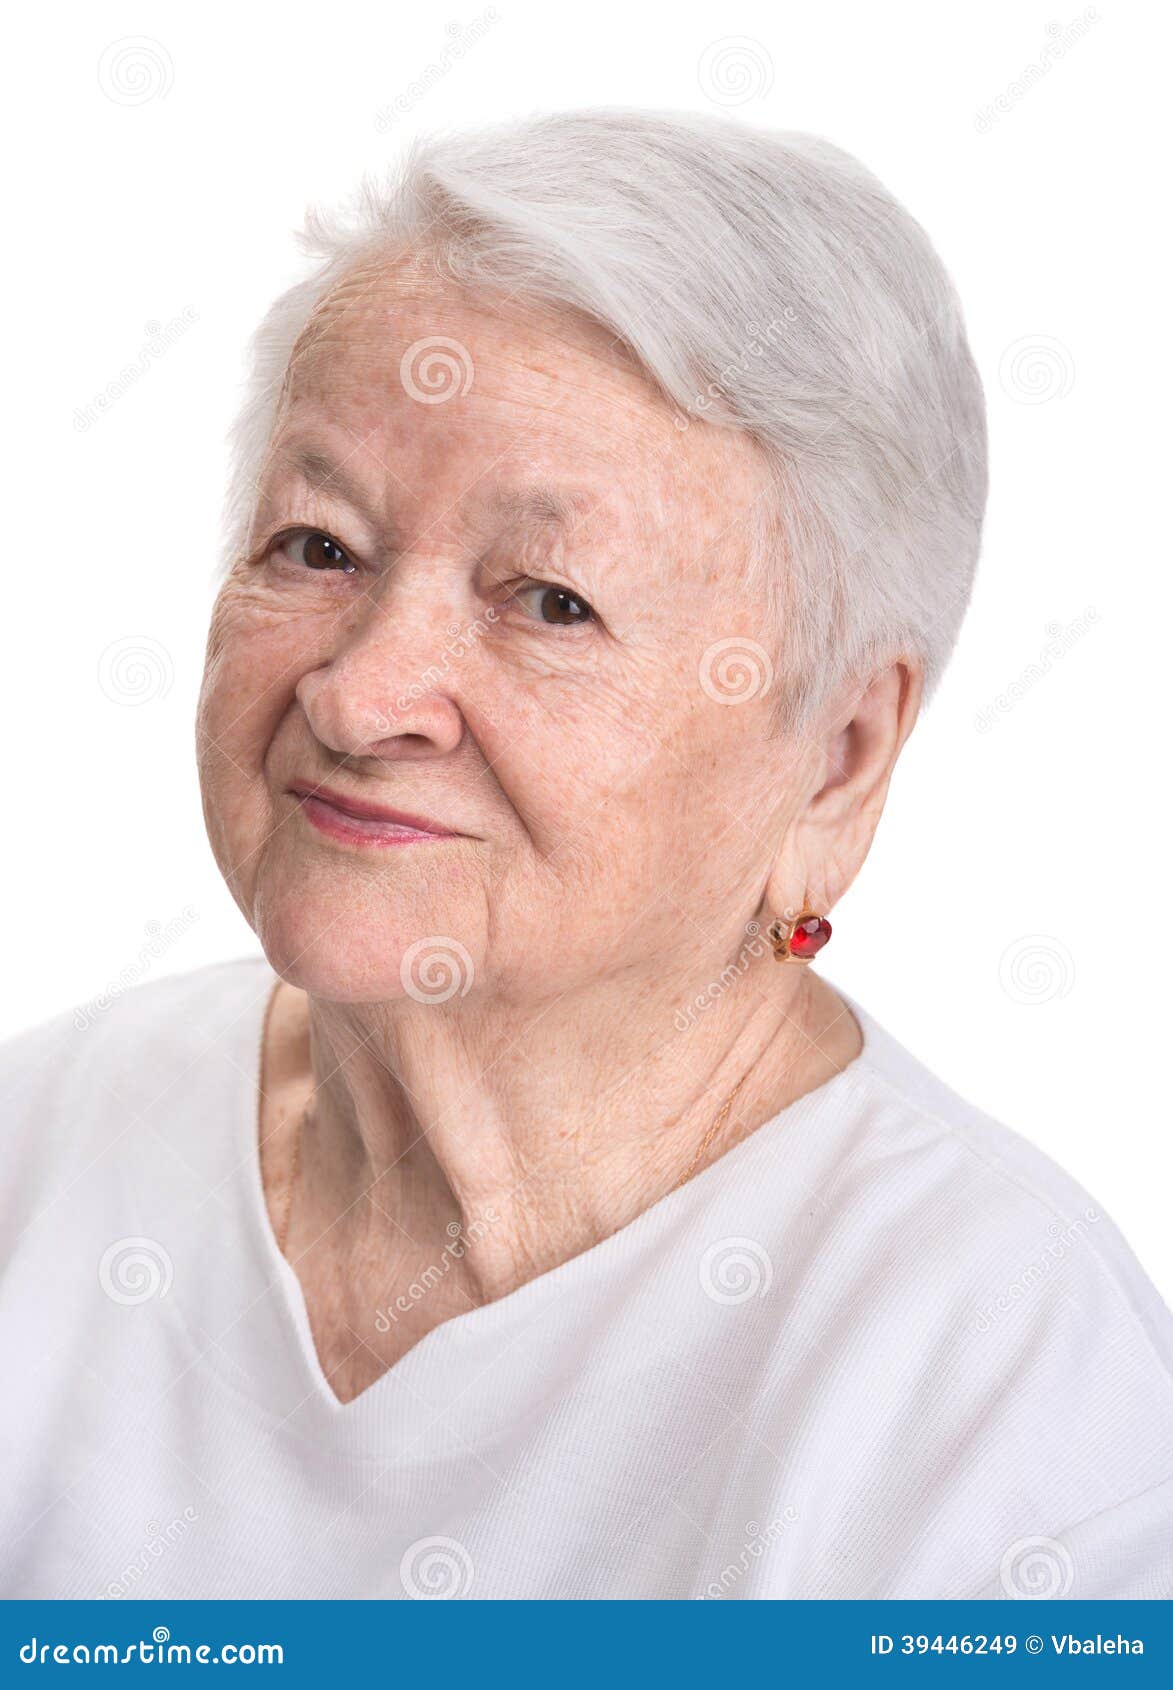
[296,656,466,760]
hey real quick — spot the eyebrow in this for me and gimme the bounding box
[487,485,596,530]
[276,443,600,540]
[281,446,379,521]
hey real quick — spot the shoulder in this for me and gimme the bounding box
[0,955,274,1169]
[805,993,1173,1595]
[842,993,1173,1383]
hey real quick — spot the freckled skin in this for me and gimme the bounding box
[195,256,918,1399]
[198,261,798,1005]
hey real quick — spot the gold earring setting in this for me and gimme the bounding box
[768,905,832,962]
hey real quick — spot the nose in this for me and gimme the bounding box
[294,581,467,762]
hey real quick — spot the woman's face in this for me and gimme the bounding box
[197,256,809,1004]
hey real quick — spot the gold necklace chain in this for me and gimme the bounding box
[275,1100,309,1258]
[674,1070,751,1191]
[274,1065,751,1255]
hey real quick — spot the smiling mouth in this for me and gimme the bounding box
[287,783,459,847]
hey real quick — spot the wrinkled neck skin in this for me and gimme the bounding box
[262,939,859,1395]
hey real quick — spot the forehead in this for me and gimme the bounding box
[268,255,770,556]
[287,251,648,403]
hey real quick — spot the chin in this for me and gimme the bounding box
[254,867,478,1007]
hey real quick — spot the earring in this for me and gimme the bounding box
[768,901,832,962]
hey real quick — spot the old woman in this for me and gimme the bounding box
[3,108,1170,1600]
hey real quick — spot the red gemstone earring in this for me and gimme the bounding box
[768,902,832,963]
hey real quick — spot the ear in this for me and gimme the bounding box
[765,659,923,917]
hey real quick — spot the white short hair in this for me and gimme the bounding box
[223,107,987,727]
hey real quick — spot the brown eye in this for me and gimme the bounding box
[515,584,594,626]
[286,531,356,573]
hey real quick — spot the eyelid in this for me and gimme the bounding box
[496,562,593,600]
[254,524,359,568]
[508,577,597,628]
[247,535,599,625]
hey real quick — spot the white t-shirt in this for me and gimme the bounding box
[1,955,1171,1600]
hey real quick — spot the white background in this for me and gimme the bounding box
[5,0,1171,1299]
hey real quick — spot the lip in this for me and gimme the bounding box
[288,782,459,847]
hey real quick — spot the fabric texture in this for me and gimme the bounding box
[1,955,1170,1600]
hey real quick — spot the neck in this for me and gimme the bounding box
[266,950,861,1304]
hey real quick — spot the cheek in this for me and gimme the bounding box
[196,589,318,905]
[479,654,771,915]
[198,588,308,762]
[476,655,668,835]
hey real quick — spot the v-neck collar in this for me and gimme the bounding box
[192,955,881,1458]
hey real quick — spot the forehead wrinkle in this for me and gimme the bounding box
[270,285,739,574]
[288,274,657,434]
